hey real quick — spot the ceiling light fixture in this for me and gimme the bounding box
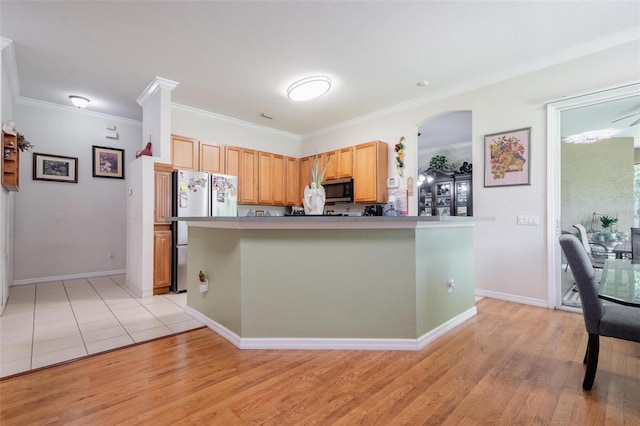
[563,129,620,144]
[69,95,90,109]
[287,76,331,101]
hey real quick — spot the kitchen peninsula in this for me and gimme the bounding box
[180,216,486,350]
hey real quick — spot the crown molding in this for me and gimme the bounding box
[303,26,640,139]
[15,96,142,126]
[1,38,21,101]
[136,76,179,107]
[171,102,300,139]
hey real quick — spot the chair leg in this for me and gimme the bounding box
[583,333,599,391]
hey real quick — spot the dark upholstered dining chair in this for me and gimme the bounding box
[631,227,640,261]
[559,234,640,390]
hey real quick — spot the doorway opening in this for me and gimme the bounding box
[547,83,640,310]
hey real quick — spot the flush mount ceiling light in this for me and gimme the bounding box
[69,95,90,108]
[287,76,331,101]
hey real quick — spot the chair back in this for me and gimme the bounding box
[572,224,592,255]
[559,234,603,334]
[631,227,640,261]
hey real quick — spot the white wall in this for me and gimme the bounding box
[302,40,640,305]
[1,42,12,311]
[172,106,301,158]
[12,103,142,283]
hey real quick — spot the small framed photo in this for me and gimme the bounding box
[255,210,265,217]
[484,127,531,187]
[92,145,125,179]
[33,153,78,183]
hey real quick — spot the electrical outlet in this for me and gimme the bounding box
[108,251,114,258]
[447,279,455,294]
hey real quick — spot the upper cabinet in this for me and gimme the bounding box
[171,135,198,170]
[353,141,388,203]
[258,152,285,205]
[337,146,353,179]
[2,132,19,191]
[199,142,224,174]
[285,157,299,206]
[226,147,258,204]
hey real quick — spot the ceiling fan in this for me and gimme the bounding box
[612,109,640,126]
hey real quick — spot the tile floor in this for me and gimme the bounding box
[0,274,203,378]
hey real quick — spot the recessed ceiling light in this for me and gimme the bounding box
[287,76,331,101]
[417,80,429,87]
[69,95,90,108]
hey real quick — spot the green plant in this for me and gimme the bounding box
[198,270,207,282]
[429,155,448,170]
[600,215,618,228]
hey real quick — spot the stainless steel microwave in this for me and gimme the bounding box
[323,178,353,203]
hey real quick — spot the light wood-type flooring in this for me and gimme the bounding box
[1,298,639,425]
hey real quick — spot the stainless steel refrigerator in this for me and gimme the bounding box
[171,170,238,293]
[172,170,210,293]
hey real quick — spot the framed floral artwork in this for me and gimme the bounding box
[484,127,531,187]
[32,152,78,183]
[92,145,124,179]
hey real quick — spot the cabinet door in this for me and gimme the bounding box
[454,176,472,216]
[225,146,241,177]
[154,170,172,224]
[199,142,224,173]
[354,141,388,203]
[337,147,353,179]
[271,154,286,205]
[258,151,272,204]
[435,181,453,216]
[153,230,172,294]
[299,156,313,199]
[286,157,299,206]
[171,135,198,170]
[240,149,259,204]
[322,151,338,181]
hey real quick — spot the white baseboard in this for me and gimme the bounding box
[185,305,478,351]
[475,289,548,308]
[11,269,126,286]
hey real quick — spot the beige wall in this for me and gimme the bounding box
[561,137,634,233]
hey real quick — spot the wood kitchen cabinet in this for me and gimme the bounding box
[299,156,313,199]
[258,152,285,205]
[322,151,338,181]
[171,135,198,170]
[226,146,259,204]
[199,142,224,173]
[2,132,19,191]
[153,230,172,295]
[337,146,353,179]
[353,141,388,203]
[285,157,299,206]
[154,164,173,224]
[153,162,173,295]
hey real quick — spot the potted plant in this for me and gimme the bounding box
[599,215,618,229]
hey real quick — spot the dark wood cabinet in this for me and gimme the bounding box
[418,170,472,216]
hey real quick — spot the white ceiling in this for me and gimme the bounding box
[1,1,639,136]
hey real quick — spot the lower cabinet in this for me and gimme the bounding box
[153,229,172,295]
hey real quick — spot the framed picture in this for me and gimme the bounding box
[33,153,78,183]
[484,127,531,187]
[92,145,124,179]
[255,210,265,217]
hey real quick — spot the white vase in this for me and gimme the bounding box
[303,183,326,215]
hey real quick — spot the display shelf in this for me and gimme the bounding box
[2,132,19,191]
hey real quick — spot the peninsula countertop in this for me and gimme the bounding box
[169,215,493,230]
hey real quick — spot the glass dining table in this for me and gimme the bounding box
[599,259,640,307]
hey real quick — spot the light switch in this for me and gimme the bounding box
[55,212,62,220]
[517,215,539,226]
